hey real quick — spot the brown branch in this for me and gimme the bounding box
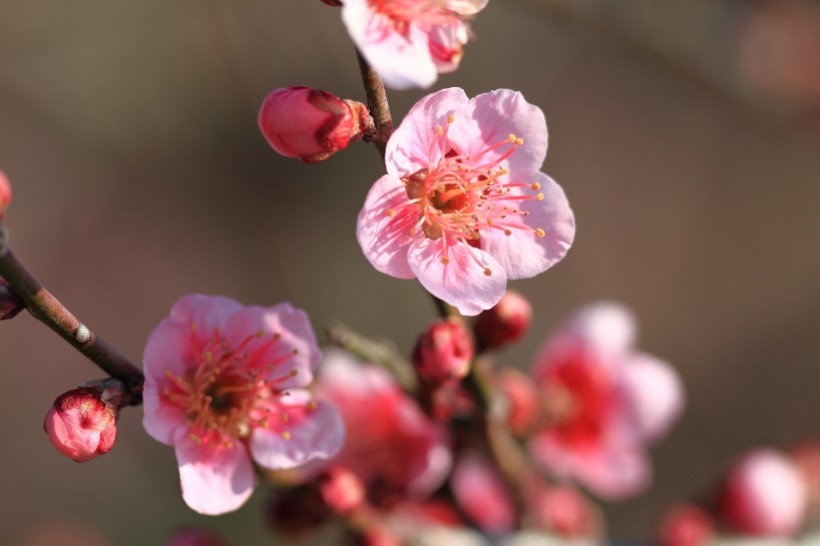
[356,49,393,160]
[0,226,143,406]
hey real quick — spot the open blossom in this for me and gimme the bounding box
[316,349,451,506]
[341,0,488,89]
[142,295,344,515]
[529,303,684,499]
[357,88,574,315]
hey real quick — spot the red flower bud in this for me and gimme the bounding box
[43,381,121,462]
[0,279,25,320]
[319,466,365,515]
[496,367,538,437]
[412,319,474,386]
[473,290,532,350]
[0,169,11,220]
[657,504,713,546]
[258,86,372,163]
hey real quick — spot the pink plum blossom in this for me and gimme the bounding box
[142,294,345,515]
[528,303,684,499]
[341,0,488,89]
[316,349,452,507]
[357,88,575,315]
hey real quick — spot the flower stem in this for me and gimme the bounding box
[0,226,143,405]
[356,49,393,160]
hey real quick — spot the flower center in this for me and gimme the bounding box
[161,326,306,448]
[389,115,546,276]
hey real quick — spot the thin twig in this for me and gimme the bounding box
[0,226,143,405]
[356,50,393,159]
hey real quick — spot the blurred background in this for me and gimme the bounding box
[1,0,819,543]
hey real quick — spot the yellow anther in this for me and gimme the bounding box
[483,268,492,276]
[535,228,546,238]
[436,125,444,136]
[290,369,298,377]
[536,193,544,201]
[256,330,264,338]
[281,431,291,440]
[441,256,451,265]
[515,138,524,145]
[387,208,396,218]
[447,114,456,124]
[308,400,318,410]
[508,133,516,143]
[531,182,541,190]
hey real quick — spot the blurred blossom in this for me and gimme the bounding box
[735,0,820,110]
[318,465,366,515]
[496,367,539,437]
[356,88,574,316]
[43,382,120,462]
[0,278,26,320]
[528,303,684,499]
[718,448,807,536]
[473,290,533,351]
[451,452,516,535]
[258,86,372,163]
[142,295,344,515]
[317,349,452,507]
[265,485,331,536]
[340,0,488,89]
[0,168,11,220]
[656,503,714,546]
[526,484,600,538]
[791,441,820,521]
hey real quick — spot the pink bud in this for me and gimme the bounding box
[0,169,11,220]
[258,86,372,163]
[496,367,538,437]
[473,290,532,350]
[43,384,120,462]
[528,485,599,538]
[412,319,474,385]
[719,448,807,536]
[319,466,365,515]
[656,504,713,546]
[0,279,25,320]
[165,528,230,546]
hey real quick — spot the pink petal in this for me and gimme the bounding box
[408,237,507,316]
[427,22,468,73]
[563,303,637,362]
[356,174,416,279]
[385,87,469,177]
[619,353,685,443]
[447,89,549,179]
[224,303,320,390]
[175,438,255,515]
[142,317,195,382]
[169,294,243,349]
[142,375,187,445]
[444,0,489,16]
[250,390,345,470]
[341,0,437,90]
[318,348,399,398]
[452,452,516,535]
[480,172,575,280]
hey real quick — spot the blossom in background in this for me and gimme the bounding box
[341,0,489,89]
[316,349,451,506]
[528,303,684,499]
[451,452,516,535]
[357,88,574,315]
[142,295,344,515]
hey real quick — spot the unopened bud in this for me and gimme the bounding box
[0,279,25,320]
[656,504,713,546]
[258,86,372,163]
[496,367,538,437]
[719,448,807,536]
[473,290,532,350]
[528,485,599,538]
[0,169,11,220]
[319,466,365,515]
[165,528,230,546]
[43,381,121,462]
[412,319,474,386]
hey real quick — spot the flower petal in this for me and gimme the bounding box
[386,87,469,177]
[169,294,243,348]
[142,375,187,445]
[356,174,417,279]
[224,303,321,390]
[448,89,548,178]
[408,237,507,316]
[341,0,437,90]
[619,353,685,443]
[452,452,516,535]
[250,390,345,470]
[480,172,575,280]
[562,303,637,361]
[176,438,255,515]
